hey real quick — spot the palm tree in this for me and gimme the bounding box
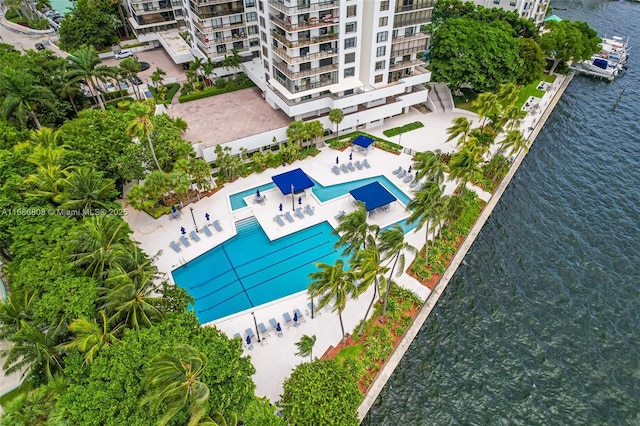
[102,267,165,330]
[65,46,115,110]
[172,116,189,133]
[62,311,121,364]
[55,167,117,211]
[495,83,519,108]
[333,202,378,256]
[150,67,167,88]
[142,344,210,426]
[406,181,443,263]
[448,148,482,195]
[295,334,317,362]
[379,224,416,321]
[307,120,324,146]
[24,164,67,201]
[499,129,529,157]
[119,57,142,99]
[329,108,344,138]
[126,100,162,171]
[351,239,388,335]
[0,376,66,425]
[202,58,216,87]
[0,291,36,340]
[0,68,56,130]
[445,116,472,145]
[56,77,82,114]
[108,0,130,39]
[472,92,500,129]
[68,213,134,281]
[286,120,306,147]
[222,49,241,77]
[308,260,357,345]
[412,149,449,186]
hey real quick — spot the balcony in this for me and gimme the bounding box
[393,16,431,28]
[394,1,433,13]
[189,3,244,19]
[272,46,338,64]
[192,0,241,5]
[273,72,337,94]
[271,30,338,48]
[391,32,428,44]
[273,61,338,80]
[192,18,246,32]
[269,13,338,32]
[389,59,425,71]
[268,0,338,15]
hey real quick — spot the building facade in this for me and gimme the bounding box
[465,0,550,26]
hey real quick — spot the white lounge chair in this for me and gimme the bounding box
[293,308,306,324]
[212,220,223,232]
[295,207,304,219]
[179,235,190,247]
[284,211,294,223]
[190,230,201,242]
[363,159,371,168]
[347,162,355,171]
[392,166,402,175]
[341,164,349,173]
[304,204,314,215]
[403,174,413,183]
[397,170,407,178]
[282,312,294,328]
[202,225,213,237]
[355,160,363,170]
[334,210,346,220]
[331,165,340,175]
[274,215,285,226]
[169,241,181,252]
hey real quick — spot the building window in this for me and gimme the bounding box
[248,25,258,35]
[246,12,257,21]
[376,46,385,57]
[345,22,357,33]
[347,5,356,16]
[259,0,263,11]
[211,18,222,28]
[262,46,268,57]
[261,31,267,42]
[380,0,389,11]
[379,16,388,26]
[229,14,243,24]
[345,52,355,63]
[250,38,259,47]
[217,45,227,54]
[259,16,265,26]
[493,0,500,3]
[377,31,388,42]
[374,74,383,83]
[509,0,516,5]
[404,27,414,37]
[344,67,355,77]
[344,37,357,49]
[245,0,255,7]
[375,60,385,70]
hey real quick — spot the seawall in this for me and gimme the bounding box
[358,72,575,422]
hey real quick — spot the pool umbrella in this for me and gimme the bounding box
[205,213,210,221]
[180,226,186,235]
[256,189,261,197]
[336,156,339,164]
[293,312,298,322]
[298,196,302,205]
[276,323,282,332]
[279,203,283,211]
[408,165,412,172]
[349,152,352,161]
[246,335,251,345]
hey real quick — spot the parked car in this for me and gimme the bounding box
[115,50,133,60]
[129,76,143,85]
[35,42,45,51]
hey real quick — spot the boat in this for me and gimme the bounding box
[571,35,630,81]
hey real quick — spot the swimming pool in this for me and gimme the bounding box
[172,217,342,323]
[229,175,411,211]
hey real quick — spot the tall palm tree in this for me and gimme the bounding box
[0,68,56,130]
[308,260,357,345]
[502,104,527,130]
[499,129,529,157]
[119,57,142,99]
[202,58,216,87]
[0,291,36,340]
[150,67,167,88]
[333,202,378,256]
[406,181,443,264]
[68,213,134,281]
[62,311,121,364]
[55,167,117,211]
[412,149,449,186]
[126,100,162,171]
[448,148,482,195]
[495,83,519,108]
[295,334,317,362]
[29,127,64,149]
[142,344,210,426]
[351,238,388,335]
[24,164,67,201]
[65,46,115,110]
[0,375,66,426]
[378,225,416,320]
[108,0,130,39]
[329,108,344,138]
[445,116,472,145]
[102,267,165,330]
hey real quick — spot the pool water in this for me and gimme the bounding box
[49,0,74,14]
[229,182,277,210]
[172,217,342,323]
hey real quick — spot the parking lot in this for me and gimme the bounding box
[100,47,186,87]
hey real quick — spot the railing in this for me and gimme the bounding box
[268,0,338,15]
[196,33,246,44]
[136,5,174,13]
[273,60,338,79]
[390,32,428,44]
[273,73,337,93]
[391,44,428,57]
[192,0,241,6]
[393,16,432,28]
[272,46,337,63]
[192,19,246,32]
[271,30,337,48]
[269,13,338,32]
[394,1,433,13]
[389,59,425,70]
[189,4,245,19]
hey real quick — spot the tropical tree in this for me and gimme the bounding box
[0,375,67,426]
[379,224,416,321]
[0,68,56,130]
[172,116,189,133]
[108,0,130,39]
[308,260,357,345]
[55,166,117,211]
[202,58,216,87]
[539,19,601,74]
[350,240,388,335]
[472,92,500,129]
[412,149,449,186]
[445,116,472,145]
[295,334,317,362]
[62,311,121,364]
[333,202,378,256]
[142,344,210,426]
[286,120,307,146]
[150,67,167,87]
[329,108,344,138]
[24,164,67,201]
[222,49,241,77]
[448,147,482,195]
[0,291,37,340]
[406,181,443,263]
[126,100,162,171]
[499,129,528,157]
[307,120,324,146]
[119,57,142,99]
[65,46,115,110]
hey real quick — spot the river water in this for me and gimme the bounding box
[364,1,640,424]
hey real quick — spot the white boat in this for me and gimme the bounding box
[571,35,630,81]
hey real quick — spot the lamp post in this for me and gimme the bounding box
[189,207,198,233]
[291,184,295,211]
[356,119,359,130]
[251,311,261,342]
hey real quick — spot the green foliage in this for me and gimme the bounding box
[58,0,120,51]
[382,121,425,137]
[150,83,181,105]
[539,20,601,74]
[325,131,398,152]
[280,359,361,426]
[178,74,255,103]
[149,113,194,172]
[519,38,547,85]
[431,18,523,92]
[241,397,286,426]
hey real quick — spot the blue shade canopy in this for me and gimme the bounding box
[272,168,315,195]
[349,181,397,211]
[352,135,375,148]
[544,14,562,22]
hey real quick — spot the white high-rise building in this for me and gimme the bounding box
[465,0,550,26]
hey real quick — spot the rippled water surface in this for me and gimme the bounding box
[364,1,640,424]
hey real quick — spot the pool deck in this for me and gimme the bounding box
[124,107,488,403]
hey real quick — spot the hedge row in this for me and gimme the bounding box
[150,83,181,105]
[178,78,255,103]
[383,121,424,137]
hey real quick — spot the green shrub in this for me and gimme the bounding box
[150,83,180,105]
[383,121,424,137]
[179,73,255,103]
[116,100,131,110]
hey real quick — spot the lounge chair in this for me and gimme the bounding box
[258,322,269,337]
[246,328,256,340]
[283,312,294,328]
[202,225,213,237]
[269,318,283,337]
[355,160,363,170]
[274,215,285,226]
[212,220,222,232]
[295,207,304,219]
[334,210,346,220]
[403,173,414,183]
[304,204,314,216]
[169,241,181,252]
[397,170,407,178]
[331,165,340,175]
[392,166,402,175]
[410,180,420,189]
[179,235,191,247]
[347,162,355,171]
[363,159,371,168]
[340,164,349,173]
[293,308,306,324]
[307,302,321,317]
[190,230,201,242]
[233,332,242,340]
[284,211,294,223]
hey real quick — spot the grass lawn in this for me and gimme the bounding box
[541,74,557,83]
[334,344,364,365]
[517,82,545,108]
[452,87,479,112]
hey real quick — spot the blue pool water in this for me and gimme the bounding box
[172,217,342,323]
[229,175,411,211]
